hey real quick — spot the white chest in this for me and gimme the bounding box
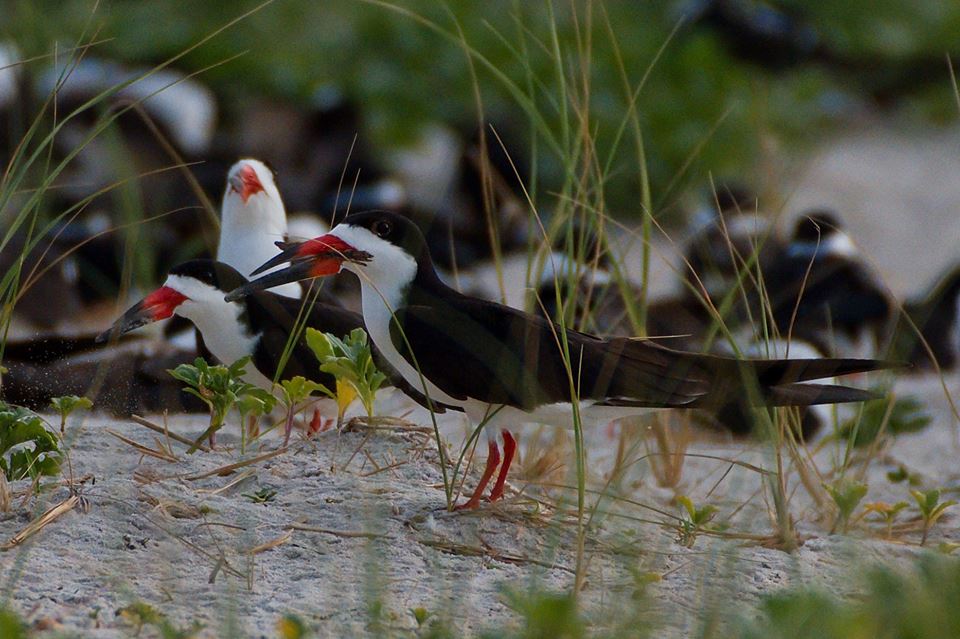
[177,301,273,390]
[359,283,463,408]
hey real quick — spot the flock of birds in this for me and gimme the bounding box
[2,33,959,508]
[75,159,910,509]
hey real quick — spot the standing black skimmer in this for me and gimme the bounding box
[218,159,302,299]
[97,259,436,444]
[228,211,896,509]
[764,210,892,357]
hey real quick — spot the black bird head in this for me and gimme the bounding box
[97,260,247,343]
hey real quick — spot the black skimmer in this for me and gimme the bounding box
[683,183,783,304]
[763,210,892,357]
[532,226,627,335]
[228,210,895,509]
[96,260,354,391]
[889,263,960,372]
[219,159,302,299]
[97,259,436,437]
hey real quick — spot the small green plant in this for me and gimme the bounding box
[741,554,960,639]
[838,395,931,448]
[0,607,27,639]
[277,614,309,639]
[0,402,62,481]
[49,395,93,434]
[306,328,386,421]
[277,376,332,446]
[168,357,272,452]
[235,386,277,454]
[116,601,202,638]
[825,479,869,534]
[911,489,956,545]
[242,487,278,504]
[863,501,909,538]
[410,606,432,628]
[675,495,718,548]
[496,588,584,639]
[887,464,922,485]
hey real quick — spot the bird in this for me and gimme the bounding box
[96,259,435,443]
[227,210,896,509]
[763,210,892,357]
[683,183,783,305]
[888,263,960,372]
[217,159,302,299]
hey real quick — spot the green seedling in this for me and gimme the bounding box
[838,395,931,447]
[825,479,869,534]
[675,495,718,548]
[116,601,201,638]
[863,501,909,538]
[168,357,268,452]
[887,464,922,485]
[49,395,92,434]
[0,607,26,639]
[410,606,432,628]
[306,328,386,421]
[242,487,277,504]
[277,613,309,639]
[500,587,584,639]
[0,401,62,481]
[911,489,956,545]
[278,376,333,446]
[235,387,277,454]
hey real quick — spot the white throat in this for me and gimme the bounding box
[218,166,300,299]
[166,275,273,389]
[332,224,461,406]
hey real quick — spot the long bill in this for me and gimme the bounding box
[225,234,367,302]
[95,286,188,343]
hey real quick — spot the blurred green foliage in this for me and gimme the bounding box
[740,553,960,639]
[5,0,960,215]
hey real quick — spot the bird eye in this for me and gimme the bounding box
[371,219,392,238]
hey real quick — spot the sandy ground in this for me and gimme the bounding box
[3,125,960,637]
[1,365,957,637]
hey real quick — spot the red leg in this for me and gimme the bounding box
[455,440,500,510]
[487,430,517,502]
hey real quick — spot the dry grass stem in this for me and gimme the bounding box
[245,530,292,555]
[288,524,391,540]
[185,448,287,481]
[131,414,211,453]
[1,495,80,551]
[106,429,179,463]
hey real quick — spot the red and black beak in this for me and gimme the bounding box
[95,286,188,343]
[228,164,265,203]
[225,234,370,302]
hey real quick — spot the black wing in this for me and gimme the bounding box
[246,291,360,385]
[389,293,893,412]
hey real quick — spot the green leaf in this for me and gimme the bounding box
[280,376,332,404]
[49,395,93,419]
[0,402,62,480]
[305,328,334,361]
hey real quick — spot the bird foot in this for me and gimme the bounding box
[486,430,517,502]
[454,439,500,510]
